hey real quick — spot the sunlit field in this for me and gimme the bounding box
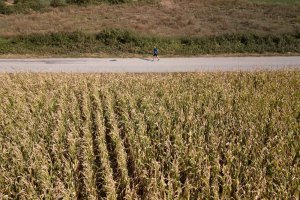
[0,72,299,199]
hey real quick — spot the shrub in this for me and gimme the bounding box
[2,30,300,55]
[13,0,50,12]
[0,0,14,14]
[96,29,138,45]
[105,0,131,4]
[94,0,142,4]
[66,0,91,5]
[50,0,66,7]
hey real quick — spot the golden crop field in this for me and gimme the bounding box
[0,72,299,199]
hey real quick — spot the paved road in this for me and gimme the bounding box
[0,57,299,73]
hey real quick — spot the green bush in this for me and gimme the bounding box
[66,0,91,4]
[104,0,133,4]
[96,29,139,45]
[0,0,14,14]
[2,29,300,55]
[50,0,66,7]
[15,31,94,47]
[13,0,50,12]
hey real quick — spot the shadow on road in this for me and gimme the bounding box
[139,58,153,62]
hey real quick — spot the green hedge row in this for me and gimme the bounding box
[0,29,299,55]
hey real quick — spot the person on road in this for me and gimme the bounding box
[153,47,160,61]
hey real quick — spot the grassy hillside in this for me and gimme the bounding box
[0,72,299,199]
[0,0,299,56]
[1,0,299,37]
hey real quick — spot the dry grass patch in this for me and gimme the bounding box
[0,0,299,37]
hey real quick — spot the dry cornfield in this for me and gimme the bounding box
[0,72,299,199]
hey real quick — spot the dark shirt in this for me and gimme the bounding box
[153,48,158,55]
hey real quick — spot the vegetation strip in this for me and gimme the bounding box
[0,30,299,56]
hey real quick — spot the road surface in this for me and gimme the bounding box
[0,57,299,73]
